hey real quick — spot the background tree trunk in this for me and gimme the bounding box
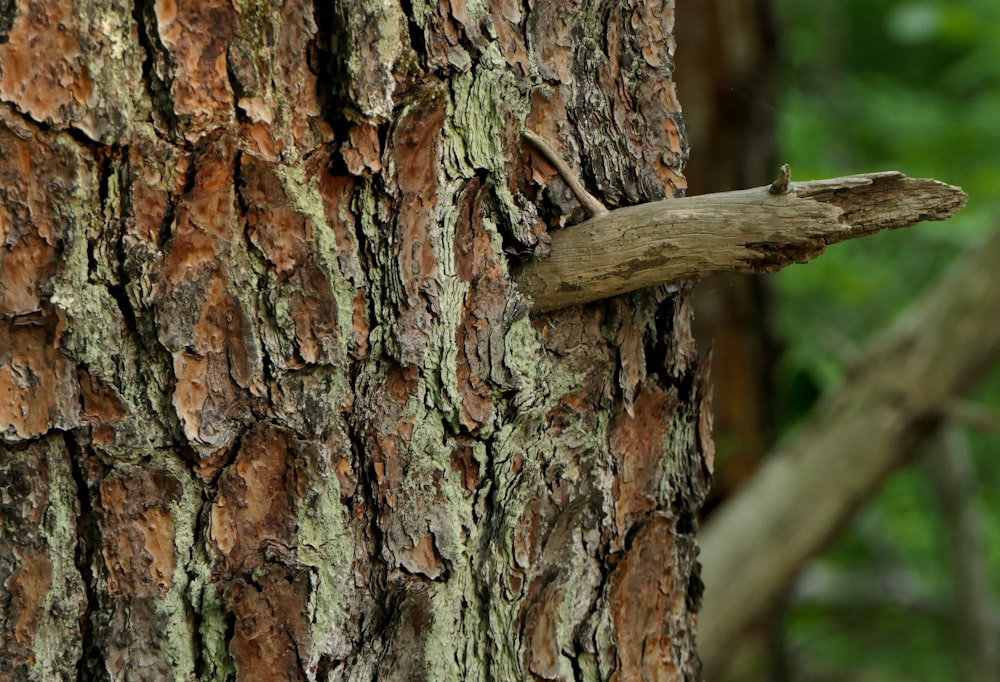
[673,3,785,679]
[0,1,710,680]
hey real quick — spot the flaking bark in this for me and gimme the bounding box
[0,1,708,680]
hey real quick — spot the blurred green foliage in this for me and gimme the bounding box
[773,0,1000,679]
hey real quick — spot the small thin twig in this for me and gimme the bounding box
[522,128,609,218]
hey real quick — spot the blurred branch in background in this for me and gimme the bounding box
[945,400,1000,432]
[791,561,943,616]
[698,227,1000,674]
[675,0,1000,679]
[926,425,1000,682]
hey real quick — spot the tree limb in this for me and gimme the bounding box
[697,227,1000,671]
[926,426,1000,682]
[516,171,967,312]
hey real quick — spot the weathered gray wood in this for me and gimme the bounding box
[517,171,967,311]
[697,227,1000,670]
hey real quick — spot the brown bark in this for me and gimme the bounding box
[0,1,708,680]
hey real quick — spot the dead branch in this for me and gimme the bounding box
[516,171,967,311]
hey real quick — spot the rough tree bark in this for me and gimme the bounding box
[0,2,708,681]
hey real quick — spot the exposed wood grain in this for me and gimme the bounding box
[517,171,967,311]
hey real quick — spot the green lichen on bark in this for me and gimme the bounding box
[190,581,237,682]
[551,510,606,679]
[396,305,578,675]
[76,0,152,143]
[475,425,549,676]
[420,193,471,431]
[406,0,434,29]
[276,161,359,361]
[332,0,407,121]
[151,452,205,679]
[422,569,485,679]
[230,0,278,96]
[46,132,180,449]
[295,439,355,660]
[26,437,87,681]
[443,43,527,179]
[442,43,535,258]
[354,180,401,355]
[394,382,471,537]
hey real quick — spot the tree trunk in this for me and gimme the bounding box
[0,1,709,680]
[673,4,785,678]
[675,0,780,514]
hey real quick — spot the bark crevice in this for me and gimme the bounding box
[65,433,103,681]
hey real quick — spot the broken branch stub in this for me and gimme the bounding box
[516,171,967,312]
